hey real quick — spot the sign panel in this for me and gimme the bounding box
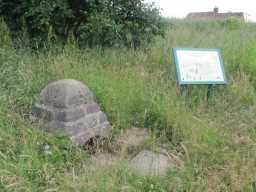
[173,48,227,85]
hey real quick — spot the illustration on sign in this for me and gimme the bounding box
[173,48,227,85]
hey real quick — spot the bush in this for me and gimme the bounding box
[222,17,244,30]
[0,18,12,48]
[0,0,165,48]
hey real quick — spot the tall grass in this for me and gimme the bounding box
[1,19,256,191]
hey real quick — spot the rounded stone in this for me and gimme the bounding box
[32,79,111,145]
[39,79,93,108]
[129,150,175,177]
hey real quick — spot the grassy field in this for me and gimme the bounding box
[1,19,256,191]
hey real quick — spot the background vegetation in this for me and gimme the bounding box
[1,15,256,191]
[0,0,165,48]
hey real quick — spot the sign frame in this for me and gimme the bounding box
[172,48,227,85]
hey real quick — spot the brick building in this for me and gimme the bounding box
[186,7,245,21]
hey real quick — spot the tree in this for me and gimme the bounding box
[0,0,165,47]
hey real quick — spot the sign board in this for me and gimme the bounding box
[173,48,227,85]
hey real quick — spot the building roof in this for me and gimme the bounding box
[186,8,245,20]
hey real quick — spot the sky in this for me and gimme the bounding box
[145,0,256,22]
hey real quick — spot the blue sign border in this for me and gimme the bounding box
[172,48,228,85]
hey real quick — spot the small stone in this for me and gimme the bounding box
[84,153,123,172]
[41,144,52,155]
[118,127,151,148]
[90,153,119,167]
[129,150,175,177]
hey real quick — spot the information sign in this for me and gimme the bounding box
[173,48,227,85]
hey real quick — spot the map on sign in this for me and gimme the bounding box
[173,48,227,85]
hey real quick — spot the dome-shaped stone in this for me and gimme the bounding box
[32,79,111,145]
[39,79,93,108]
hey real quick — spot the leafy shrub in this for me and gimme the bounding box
[0,18,12,48]
[222,17,244,30]
[0,0,165,48]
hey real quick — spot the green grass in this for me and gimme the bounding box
[1,19,256,191]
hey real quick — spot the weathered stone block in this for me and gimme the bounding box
[130,150,175,177]
[98,112,107,124]
[39,79,93,108]
[32,104,54,121]
[86,102,100,114]
[32,79,112,145]
[54,106,85,122]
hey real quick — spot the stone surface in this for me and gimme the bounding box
[117,127,151,148]
[90,153,119,167]
[32,79,111,145]
[83,152,124,173]
[129,150,175,177]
